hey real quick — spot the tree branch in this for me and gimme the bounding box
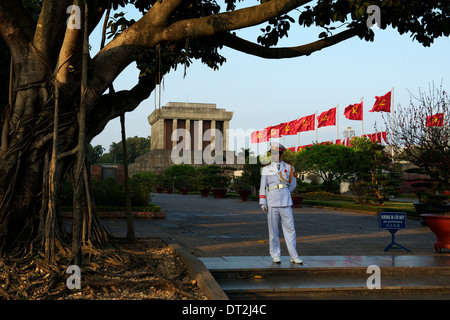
[0,0,35,39]
[91,0,311,95]
[0,1,30,61]
[220,27,361,59]
[87,77,155,141]
[160,0,311,44]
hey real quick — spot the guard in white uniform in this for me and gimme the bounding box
[259,143,303,264]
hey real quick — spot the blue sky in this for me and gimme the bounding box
[90,3,450,156]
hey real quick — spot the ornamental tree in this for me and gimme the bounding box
[388,85,450,204]
[0,0,448,261]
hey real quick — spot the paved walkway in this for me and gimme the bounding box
[103,193,448,260]
[99,193,450,299]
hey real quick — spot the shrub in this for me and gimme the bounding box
[60,175,153,207]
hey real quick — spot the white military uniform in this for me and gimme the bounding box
[259,160,299,260]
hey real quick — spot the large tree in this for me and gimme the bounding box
[0,0,448,261]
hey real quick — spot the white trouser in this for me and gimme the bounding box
[267,206,298,259]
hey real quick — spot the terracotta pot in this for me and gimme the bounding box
[238,190,251,202]
[200,189,210,197]
[212,188,227,198]
[292,195,303,208]
[414,203,450,225]
[421,214,450,253]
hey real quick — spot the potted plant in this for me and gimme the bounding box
[291,178,304,208]
[232,175,252,202]
[420,213,450,252]
[409,177,450,225]
[153,174,164,193]
[196,165,213,197]
[163,164,196,195]
[174,175,194,195]
[208,165,233,198]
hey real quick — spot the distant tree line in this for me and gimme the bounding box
[88,136,151,165]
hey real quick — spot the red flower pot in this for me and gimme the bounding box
[421,214,450,253]
[238,190,251,202]
[212,188,227,198]
[291,195,303,208]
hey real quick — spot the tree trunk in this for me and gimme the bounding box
[121,114,135,241]
[0,30,109,260]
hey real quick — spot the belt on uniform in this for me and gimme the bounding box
[266,184,288,192]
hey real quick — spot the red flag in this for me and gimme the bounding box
[298,114,315,132]
[268,125,282,138]
[250,128,269,143]
[369,91,391,113]
[378,131,387,143]
[344,102,363,120]
[426,113,444,127]
[280,119,302,136]
[317,107,336,128]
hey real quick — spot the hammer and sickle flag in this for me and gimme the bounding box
[369,91,391,113]
[344,102,363,120]
[298,114,315,132]
[426,113,444,127]
[317,107,336,128]
[250,128,269,143]
[280,119,302,136]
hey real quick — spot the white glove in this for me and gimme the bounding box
[260,204,268,212]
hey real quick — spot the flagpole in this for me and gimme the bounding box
[336,104,339,141]
[391,87,395,159]
[361,97,364,136]
[315,110,318,143]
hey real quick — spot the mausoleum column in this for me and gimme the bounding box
[211,120,216,150]
[224,121,230,151]
[186,119,191,150]
[172,119,177,149]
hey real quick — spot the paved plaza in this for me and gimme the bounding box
[104,193,444,258]
[100,193,450,299]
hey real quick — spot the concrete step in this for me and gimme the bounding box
[209,267,450,300]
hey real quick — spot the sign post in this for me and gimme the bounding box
[379,212,411,252]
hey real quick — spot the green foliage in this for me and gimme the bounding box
[231,174,251,191]
[295,143,359,192]
[62,175,154,207]
[92,136,150,164]
[163,164,196,190]
[87,144,105,165]
[348,137,399,204]
[132,171,159,192]
[193,164,234,189]
[296,180,326,194]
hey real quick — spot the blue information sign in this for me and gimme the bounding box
[379,212,406,229]
[378,212,410,252]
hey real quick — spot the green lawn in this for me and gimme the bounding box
[300,191,417,216]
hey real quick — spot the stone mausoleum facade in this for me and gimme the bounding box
[129,102,241,175]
